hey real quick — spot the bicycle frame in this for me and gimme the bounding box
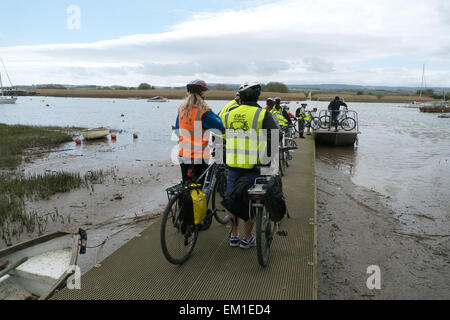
[165,162,220,209]
[318,109,359,131]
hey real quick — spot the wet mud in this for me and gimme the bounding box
[316,158,450,299]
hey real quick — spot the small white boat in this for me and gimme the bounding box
[82,127,110,140]
[0,97,17,104]
[0,230,86,300]
[147,96,169,102]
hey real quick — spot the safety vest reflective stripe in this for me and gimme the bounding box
[219,99,239,118]
[224,105,267,169]
[178,106,209,160]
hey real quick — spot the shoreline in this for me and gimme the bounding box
[22,89,437,104]
[0,141,180,274]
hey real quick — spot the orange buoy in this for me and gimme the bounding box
[75,138,82,145]
[133,133,138,139]
[111,133,117,139]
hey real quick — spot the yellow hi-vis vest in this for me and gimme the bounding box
[298,109,311,121]
[224,105,267,170]
[219,99,239,118]
[270,108,288,127]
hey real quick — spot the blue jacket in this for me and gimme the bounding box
[174,110,225,135]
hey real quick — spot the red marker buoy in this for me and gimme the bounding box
[75,138,82,145]
[46,104,50,107]
[133,133,138,139]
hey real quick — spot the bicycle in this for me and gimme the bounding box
[279,127,298,175]
[319,108,356,131]
[248,175,287,267]
[306,115,321,130]
[160,161,228,265]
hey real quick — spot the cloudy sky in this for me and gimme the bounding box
[1,0,449,87]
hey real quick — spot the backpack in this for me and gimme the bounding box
[264,175,287,222]
[178,184,207,228]
[221,176,253,222]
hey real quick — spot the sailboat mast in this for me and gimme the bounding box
[419,64,425,98]
[0,72,3,97]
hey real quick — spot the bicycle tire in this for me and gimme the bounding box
[160,193,198,264]
[285,149,290,167]
[255,206,274,267]
[211,170,229,225]
[340,117,356,131]
[279,150,286,176]
[319,115,331,129]
[311,117,321,130]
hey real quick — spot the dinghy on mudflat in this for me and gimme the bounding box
[0,230,86,300]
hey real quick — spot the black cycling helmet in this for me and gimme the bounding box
[266,98,275,106]
[238,82,261,102]
[335,96,340,101]
[274,97,281,104]
[187,79,208,94]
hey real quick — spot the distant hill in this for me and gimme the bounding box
[16,83,450,92]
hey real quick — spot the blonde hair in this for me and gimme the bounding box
[179,93,209,119]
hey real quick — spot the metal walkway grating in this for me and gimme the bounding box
[52,137,317,300]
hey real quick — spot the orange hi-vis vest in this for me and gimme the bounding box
[178,106,210,162]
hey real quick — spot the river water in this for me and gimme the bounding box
[313,101,449,236]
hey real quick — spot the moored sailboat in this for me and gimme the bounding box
[0,57,17,104]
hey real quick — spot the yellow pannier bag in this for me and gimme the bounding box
[188,184,207,225]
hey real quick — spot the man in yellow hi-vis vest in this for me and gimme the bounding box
[218,92,240,118]
[270,97,292,128]
[221,82,278,249]
[295,103,308,138]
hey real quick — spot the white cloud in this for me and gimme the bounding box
[1,0,450,86]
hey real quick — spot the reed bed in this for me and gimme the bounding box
[0,170,109,245]
[0,123,75,169]
[0,123,109,245]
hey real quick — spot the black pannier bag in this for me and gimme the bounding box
[264,175,287,222]
[178,187,195,231]
[221,176,253,222]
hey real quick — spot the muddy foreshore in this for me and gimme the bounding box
[316,159,450,300]
[0,151,180,274]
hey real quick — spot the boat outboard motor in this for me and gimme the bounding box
[78,228,87,254]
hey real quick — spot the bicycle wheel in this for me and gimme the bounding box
[160,193,198,264]
[279,150,286,176]
[255,206,275,267]
[319,115,331,129]
[340,117,356,131]
[285,149,290,167]
[211,169,229,225]
[311,117,321,130]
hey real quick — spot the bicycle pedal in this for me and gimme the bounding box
[277,230,288,237]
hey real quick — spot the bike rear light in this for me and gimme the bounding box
[187,169,194,178]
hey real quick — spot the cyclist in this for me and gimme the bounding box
[174,79,225,184]
[265,98,275,112]
[265,98,280,127]
[271,97,292,129]
[222,82,278,249]
[295,103,308,138]
[328,96,348,132]
[219,92,240,118]
[284,105,296,120]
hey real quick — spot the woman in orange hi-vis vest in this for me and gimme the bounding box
[174,80,225,184]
